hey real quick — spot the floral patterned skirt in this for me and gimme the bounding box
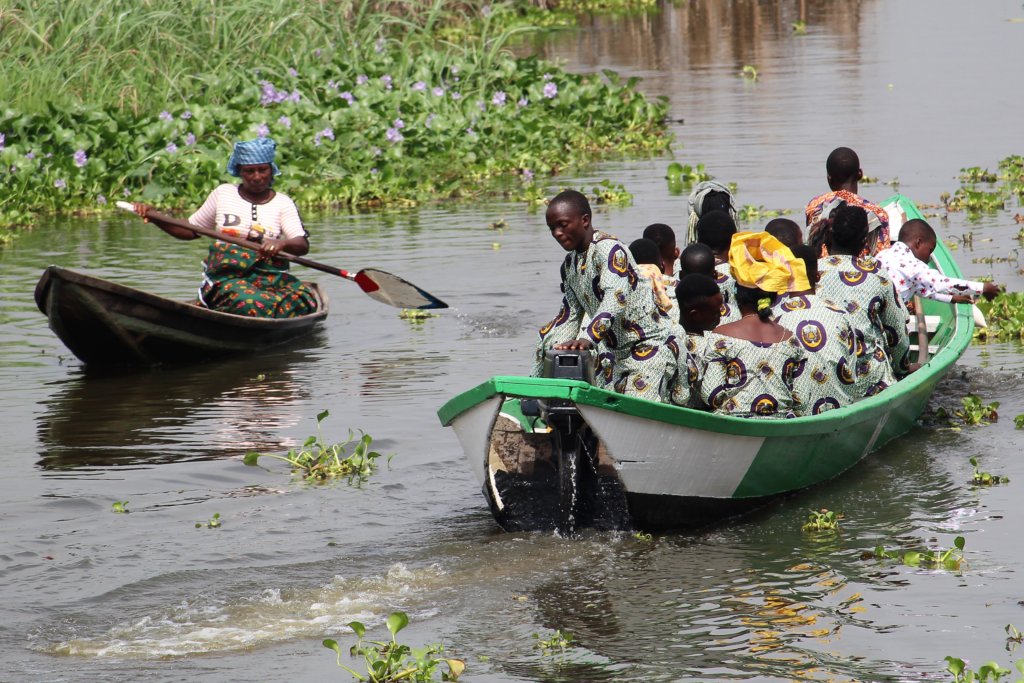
[199,242,318,318]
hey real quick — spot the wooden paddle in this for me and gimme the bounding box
[116,201,447,309]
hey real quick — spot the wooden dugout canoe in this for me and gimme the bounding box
[35,266,328,368]
[437,196,974,532]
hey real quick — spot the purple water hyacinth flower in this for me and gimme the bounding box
[97,194,107,205]
[425,113,437,129]
[517,97,529,108]
[0,133,5,150]
[322,127,335,141]
[255,123,270,138]
[432,86,445,97]
[381,75,393,90]
[260,81,283,105]
[166,142,178,154]
[492,91,507,106]
[73,149,88,167]
[54,178,66,189]
[185,132,197,146]
[327,80,338,90]
[356,74,369,85]
[288,67,299,78]
[315,48,322,58]
[412,81,427,91]
[522,168,534,182]
[543,73,553,81]
[181,110,192,120]
[278,115,291,129]
[451,92,462,100]
[372,147,382,157]
[393,118,405,129]
[287,89,301,102]
[340,91,355,105]
[371,168,379,175]
[386,127,403,143]
[466,127,475,136]
[543,82,558,99]
[477,100,486,112]
[159,110,173,121]
[123,188,131,197]
[482,4,491,16]
[25,151,35,160]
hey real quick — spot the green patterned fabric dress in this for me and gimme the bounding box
[535,231,673,401]
[816,255,910,398]
[699,332,806,419]
[774,294,859,414]
[190,183,318,318]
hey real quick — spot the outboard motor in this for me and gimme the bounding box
[521,349,595,419]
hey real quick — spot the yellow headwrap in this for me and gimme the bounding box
[728,231,810,294]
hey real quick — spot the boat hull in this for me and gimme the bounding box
[35,266,328,367]
[438,196,974,532]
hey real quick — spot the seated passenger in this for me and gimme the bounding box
[817,205,910,398]
[696,210,741,324]
[764,217,803,249]
[679,242,716,278]
[642,223,681,277]
[700,233,807,419]
[806,147,891,257]
[535,190,672,401]
[629,237,674,316]
[664,274,723,408]
[776,245,859,413]
[876,218,1002,304]
[686,180,737,245]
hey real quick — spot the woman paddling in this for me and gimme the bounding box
[131,137,318,318]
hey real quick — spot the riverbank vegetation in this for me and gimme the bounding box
[0,0,672,234]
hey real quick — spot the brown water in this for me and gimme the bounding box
[2,1,1024,680]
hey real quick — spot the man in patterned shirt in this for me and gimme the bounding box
[877,219,1002,304]
[534,190,673,401]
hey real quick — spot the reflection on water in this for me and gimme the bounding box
[36,344,322,470]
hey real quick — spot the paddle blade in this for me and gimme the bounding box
[354,268,448,309]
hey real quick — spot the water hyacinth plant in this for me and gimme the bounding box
[323,611,464,682]
[870,535,966,571]
[243,410,388,483]
[0,0,672,230]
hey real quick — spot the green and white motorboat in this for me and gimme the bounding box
[437,196,974,532]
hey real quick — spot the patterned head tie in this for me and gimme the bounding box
[227,137,282,178]
[686,180,737,244]
[728,231,810,294]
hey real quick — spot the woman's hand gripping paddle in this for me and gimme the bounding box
[116,201,447,309]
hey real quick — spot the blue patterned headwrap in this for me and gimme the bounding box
[226,137,282,178]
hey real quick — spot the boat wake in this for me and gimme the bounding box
[42,563,447,659]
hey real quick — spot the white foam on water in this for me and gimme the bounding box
[46,563,447,658]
